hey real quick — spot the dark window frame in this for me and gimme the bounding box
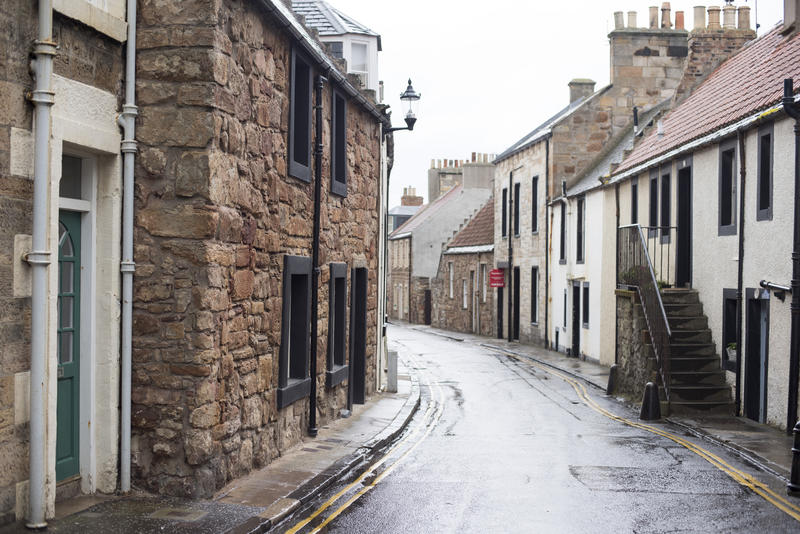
[582,282,590,328]
[326,262,349,388]
[576,196,585,264]
[649,168,658,237]
[660,165,671,243]
[531,176,539,233]
[559,201,566,264]
[513,182,521,236]
[501,188,508,237]
[757,122,773,221]
[330,87,348,197]
[719,138,737,236]
[631,177,638,225]
[289,48,313,183]
[278,255,312,409]
[531,266,539,325]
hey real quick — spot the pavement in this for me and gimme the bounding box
[1,359,420,534]
[411,323,796,485]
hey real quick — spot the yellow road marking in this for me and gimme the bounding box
[500,351,800,523]
[287,355,445,533]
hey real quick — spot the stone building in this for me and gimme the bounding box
[0,0,128,525]
[388,157,493,325]
[608,18,800,426]
[493,4,754,362]
[428,152,494,203]
[131,0,389,499]
[431,201,495,337]
[0,0,391,525]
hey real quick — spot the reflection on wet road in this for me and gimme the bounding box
[281,324,800,533]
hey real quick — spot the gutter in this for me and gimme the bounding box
[734,127,747,417]
[544,138,550,348]
[26,0,56,527]
[117,0,138,494]
[608,97,800,186]
[308,73,327,437]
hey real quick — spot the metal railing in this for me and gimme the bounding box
[640,225,677,287]
[618,224,673,402]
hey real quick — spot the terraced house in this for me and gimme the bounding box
[0,0,391,526]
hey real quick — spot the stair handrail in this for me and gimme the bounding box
[618,224,672,402]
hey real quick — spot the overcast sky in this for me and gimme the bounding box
[330,0,783,207]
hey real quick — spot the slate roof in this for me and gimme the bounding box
[389,185,463,238]
[614,24,800,175]
[388,205,422,217]
[447,201,494,248]
[494,86,611,164]
[292,0,379,38]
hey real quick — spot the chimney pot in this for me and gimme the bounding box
[628,11,638,28]
[614,11,625,29]
[430,159,435,169]
[661,2,672,28]
[649,6,659,28]
[708,6,721,29]
[722,4,736,29]
[737,6,751,30]
[471,152,476,162]
[657,120,664,137]
[693,5,706,30]
[675,10,685,29]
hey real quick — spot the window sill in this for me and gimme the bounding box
[559,259,566,265]
[576,260,585,265]
[326,365,349,388]
[582,323,590,329]
[331,179,347,198]
[718,225,737,237]
[277,377,312,409]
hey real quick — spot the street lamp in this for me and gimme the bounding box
[388,78,421,133]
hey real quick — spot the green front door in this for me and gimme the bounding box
[57,210,81,481]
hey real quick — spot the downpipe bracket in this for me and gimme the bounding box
[23,251,51,266]
[120,260,136,274]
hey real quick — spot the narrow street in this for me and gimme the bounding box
[279,324,800,533]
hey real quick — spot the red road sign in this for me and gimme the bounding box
[489,268,505,288]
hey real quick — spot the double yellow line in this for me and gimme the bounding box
[286,356,445,533]
[504,352,800,523]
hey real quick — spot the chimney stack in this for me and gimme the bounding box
[708,6,721,29]
[737,6,751,30]
[401,186,423,206]
[628,11,638,28]
[568,79,596,103]
[661,2,672,28]
[649,6,659,28]
[693,5,706,30]
[722,3,736,29]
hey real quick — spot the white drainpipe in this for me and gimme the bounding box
[26,0,55,528]
[117,0,138,493]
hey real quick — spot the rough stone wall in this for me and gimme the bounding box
[132,0,380,498]
[614,289,658,401]
[408,276,429,325]
[674,29,756,103]
[431,252,494,337]
[0,3,124,524]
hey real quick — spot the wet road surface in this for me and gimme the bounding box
[278,324,800,533]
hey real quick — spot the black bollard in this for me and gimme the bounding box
[639,381,661,421]
[606,364,618,396]
[788,421,800,496]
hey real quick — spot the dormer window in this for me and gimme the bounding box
[351,42,368,87]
